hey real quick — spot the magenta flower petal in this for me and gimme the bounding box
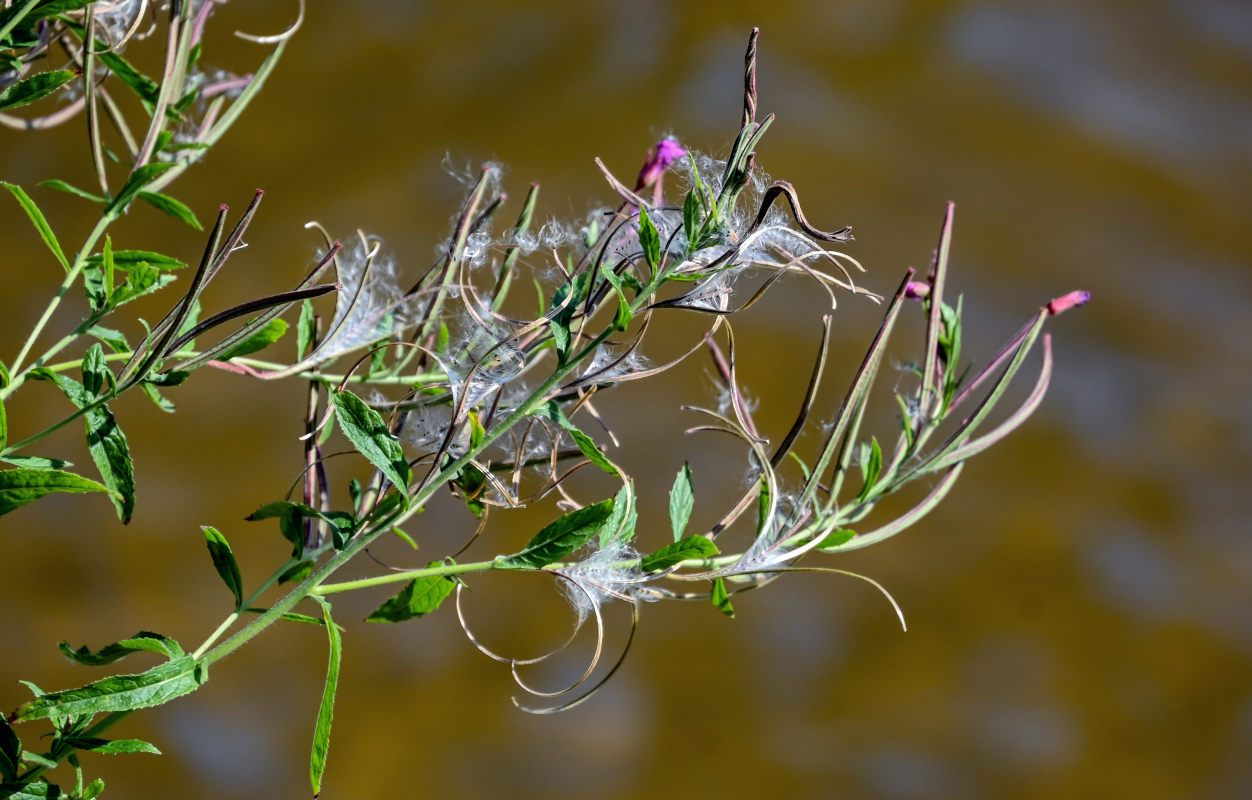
[634,136,687,191]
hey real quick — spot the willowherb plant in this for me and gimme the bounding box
[0,10,1088,798]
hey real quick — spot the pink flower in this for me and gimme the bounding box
[904,280,931,300]
[1046,290,1091,316]
[634,137,686,201]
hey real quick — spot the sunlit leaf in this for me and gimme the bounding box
[2,181,69,272]
[137,191,202,230]
[366,564,456,622]
[216,318,287,361]
[58,632,184,667]
[640,535,718,572]
[0,70,74,111]
[63,737,160,755]
[0,455,72,470]
[496,498,615,569]
[0,468,107,518]
[309,597,340,797]
[39,178,106,204]
[598,482,637,547]
[202,527,243,608]
[106,163,176,215]
[711,577,734,618]
[668,462,694,542]
[637,204,661,271]
[15,657,208,720]
[330,389,410,498]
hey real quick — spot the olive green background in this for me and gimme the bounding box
[2,1,1250,798]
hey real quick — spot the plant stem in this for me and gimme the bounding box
[4,213,115,395]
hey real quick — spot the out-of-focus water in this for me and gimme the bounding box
[2,1,1250,797]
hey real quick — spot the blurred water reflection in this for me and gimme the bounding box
[2,1,1250,797]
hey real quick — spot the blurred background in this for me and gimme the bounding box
[2,1,1250,797]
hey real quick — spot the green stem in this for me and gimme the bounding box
[313,558,497,596]
[0,0,38,45]
[4,213,115,395]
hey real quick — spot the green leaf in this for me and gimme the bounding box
[137,191,202,230]
[598,482,637,547]
[366,564,456,622]
[14,656,208,721]
[637,204,661,272]
[0,455,72,470]
[278,559,314,584]
[0,69,74,111]
[2,181,69,272]
[309,597,340,798]
[106,163,176,215]
[330,389,410,497]
[537,401,619,477]
[856,437,883,502]
[711,577,735,618]
[0,718,20,782]
[0,394,6,451]
[682,189,700,255]
[81,777,105,799]
[496,498,616,569]
[248,501,355,553]
[138,381,176,413]
[106,262,176,308]
[0,779,63,798]
[217,318,287,361]
[548,317,570,362]
[202,527,243,609]
[599,258,633,332]
[85,250,186,271]
[39,179,106,204]
[38,369,134,523]
[58,632,183,667]
[95,48,159,108]
[296,298,315,360]
[668,462,694,542]
[815,528,856,551]
[63,738,160,755]
[640,535,719,572]
[102,235,115,304]
[0,468,107,517]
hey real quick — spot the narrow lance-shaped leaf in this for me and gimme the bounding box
[106,163,177,215]
[598,481,637,547]
[2,181,69,272]
[0,468,108,518]
[63,738,160,756]
[638,203,661,272]
[39,178,106,204]
[711,577,735,618]
[216,318,287,361]
[668,462,694,542]
[14,656,208,720]
[138,190,203,230]
[202,527,243,608]
[641,535,719,572]
[0,69,74,111]
[38,358,135,523]
[537,401,619,477]
[0,779,62,799]
[310,596,341,798]
[330,389,410,498]
[366,562,456,622]
[496,498,616,569]
[58,632,184,667]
